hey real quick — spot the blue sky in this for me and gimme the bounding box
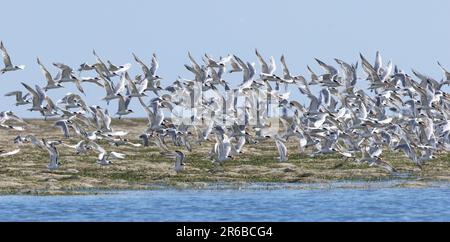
[1,0,450,117]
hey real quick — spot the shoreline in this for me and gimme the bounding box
[1,178,448,196]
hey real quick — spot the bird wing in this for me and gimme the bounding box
[374,51,382,72]
[4,91,20,96]
[73,77,85,95]
[307,65,319,83]
[437,61,450,81]
[280,55,291,78]
[269,56,276,74]
[161,151,177,158]
[255,49,269,74]
[247,62,255,81]
[0,148,20,157]
[37,58,55,84]
[138,78,148,93]
[275,139,287,160]
[93,50,111,76]
[137,96,154,122]
[55,120,70,138]
[21,82,41,107]
[188,51,201,72]
[154,136,170,152]
[35,85,46,102]
[45,96,58,111]
[4,91,21,103]
[229,56,242,72]
[117,96,126,112]
[0,41,12,67]
[89,141,106,154]
[125,72,139,93]
[53,63,73,79]
[110,152,125,159]
[114,74,127,95]
[150,53,159,76]
[360,53,380,83]
[133,53,151,77]
[315,58,338,76]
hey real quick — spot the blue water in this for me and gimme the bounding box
[0,182,449,221]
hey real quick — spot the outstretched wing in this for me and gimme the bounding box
[0,41,12,67]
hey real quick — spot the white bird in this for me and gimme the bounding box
[162,150,186,173]
[21,82,45,112]
[132,52,162,82]
[55,119,71,138]
[43,139,61,170]
[0,41,25,74]
[80,76,103,87]
[395,140,420,168]
[101,77,123,102]
[24,135,46,150]
[213,134,233,163]
[125,72,147,97]
[87,141,123,165]
[0,110,25,130]
[91,50,115,78]
[62,140,90,154]
[280,55,301,83]
[0,148,20,157]
[234,136,246,154]
[97,151,125,165]
[107,61,131,75]
[53,62,85,95]
[265,134,288,162]
[228,56,243,73]
[37,58,64,91]
[255,49,276,75]
[116,95,133,118]
[4,91,31,106]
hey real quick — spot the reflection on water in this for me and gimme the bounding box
[0,181,449,221]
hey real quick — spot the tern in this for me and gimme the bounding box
[133,52,162,82]
[0,111,26,131]
[0,41,25,74]
[116,95,134,118]
[4,91,31,106]
[162,150,186,173]
[37,58,64,91]
[0,148,21,157]
[43,139,61,170]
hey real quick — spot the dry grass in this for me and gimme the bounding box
[0,119,449,195]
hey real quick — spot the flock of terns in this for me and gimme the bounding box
[1,40,450,174]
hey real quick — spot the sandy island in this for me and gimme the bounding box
[0,119,449,195]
